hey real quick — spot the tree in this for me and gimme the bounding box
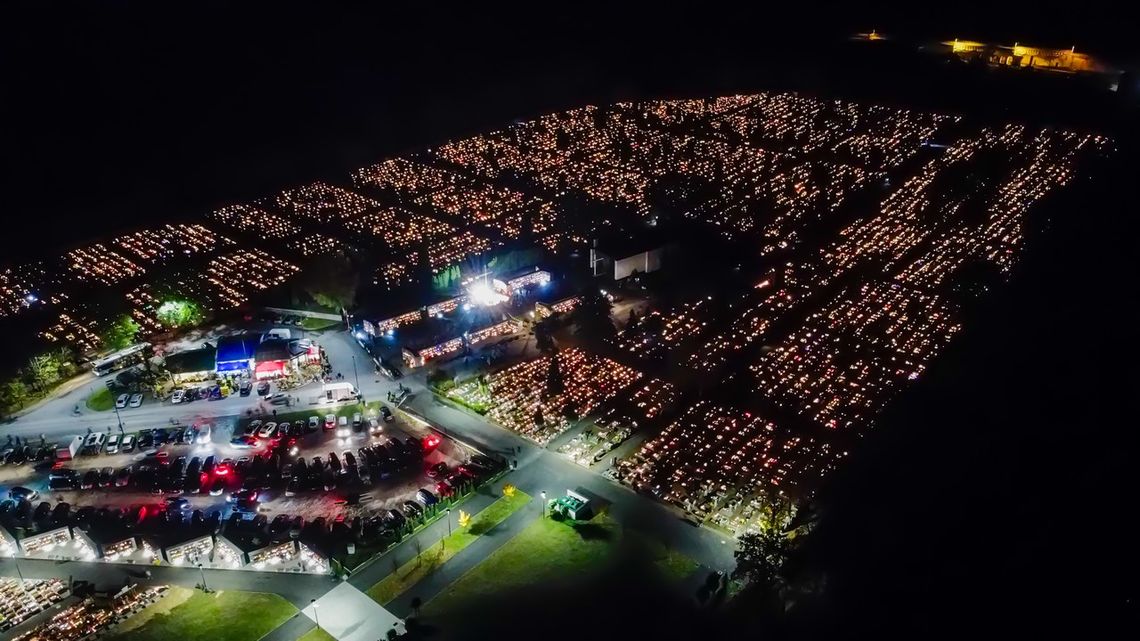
[545,352,565,396]
[0,379,31,412]
[100,314,140,350]
[457,510,472,529]
[156,299,204,328]
[53,346,78,379]
[733,528,792,593]
[571,289,615,341]
[300,252,359,315]
[431,264,462,293]
[502,483,516,498]
[534,319,556,353]
[23,354,60,392]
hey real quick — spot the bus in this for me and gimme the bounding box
[92,342,153,376]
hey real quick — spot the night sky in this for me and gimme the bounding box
[3,2,1138,637]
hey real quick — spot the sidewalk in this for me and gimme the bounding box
[384,504,540,617]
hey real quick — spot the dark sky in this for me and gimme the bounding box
[2,1,1135,263]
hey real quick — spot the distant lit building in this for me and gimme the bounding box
[941,39,1110,74]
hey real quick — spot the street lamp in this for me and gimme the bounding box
[311,600,320,630]
[197,563,208,592]
[541,490,547,518]
[446,508,452,537]
[351,354,362,403]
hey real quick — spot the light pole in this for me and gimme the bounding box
[197,563,208,592]
[311,600,320,630]
[541,490,547,518]
[446,508,452,537]
[351,354,362,402]
[111,398,124,433]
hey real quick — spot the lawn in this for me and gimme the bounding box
[366,490,531,605]
[297,627,336,641]
[301,317,342,331]
[422,516,618,615]
[109,590,297,641]
[86,386,115,411]
[422,515,700,616]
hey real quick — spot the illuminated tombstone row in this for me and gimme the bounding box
[0,577,69,633]
[17,526,95,561]
[288,233,341,257]
[615,401,844,513]
[114,223,235,264]
[471,348,644,445]
[210,204,301,239]
[39,308,104,352]
[752,281,963,431]
[0,263,60,318]
[352,155,466,197]
[66,244,146,285]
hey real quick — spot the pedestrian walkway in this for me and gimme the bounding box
[384,504,540,617]
[302,582,405,641]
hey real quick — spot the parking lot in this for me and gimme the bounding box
[0,402,495,562]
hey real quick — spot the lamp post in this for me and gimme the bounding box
[197,563,208,592]
[446,508,452,537]
[351,354,362,402]
[111,398,124,433]
[541,490,547,518]
[311,600,320,630]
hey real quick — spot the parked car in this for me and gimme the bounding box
[129,393,144,408]
[137,430,154,449]
[165,497,191,511]
[171,388,185,404]
[105,434,121,454]
[115,393,129,409]
[114,467,132,487]
[258,422,277,439]
[367,417,382,435]
[196,424,212,444]
[402,500,423,519]
[8,486,38,501]
[239,380,252,396]
[121,434,137,453]
[81,470,98,489]
[427,462,448,479]
[324,414,336,430]
[416,488,438,506]
[384,509,406,529]
[380,405,394,422]
[256,381,270,396]
[307,416,320,431]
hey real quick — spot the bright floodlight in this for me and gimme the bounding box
[467,281,505,307]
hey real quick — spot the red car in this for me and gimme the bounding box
[435,480,455,497]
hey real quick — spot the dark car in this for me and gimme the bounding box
[402,500,423,519]
[416,488,438,506]
[380,405,394,422]
[81,470,98,489]
[384,509,406,529]
[202,455,216,475]
[239,380,253,396]
[49,476,78,490]
[256,381,270,396]
[138,430,155,449]
[327,452,343,475]
[427,462,448,479]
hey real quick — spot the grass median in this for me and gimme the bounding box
[86,386,115,411]
[297,627,336,641]
[366,490,531,605]
[109,590,297,641]
[301,317,342,331]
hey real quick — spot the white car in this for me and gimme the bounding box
[115,393,129,409]
[105,433,120,454]
[128,393,144,408]
[171,389,185,404]
[258,422,277,439]
[368,417,382,434]
[196,424,212,444]
[308,416,320,430]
